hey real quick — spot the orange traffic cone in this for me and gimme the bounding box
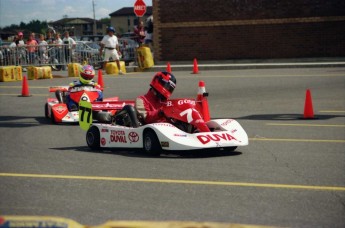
[20,76,31,97]
[303,89,314,119]
[192,58,199,74]
[197,80,210,122]
[166,62,172,73]
[97,69,104,88]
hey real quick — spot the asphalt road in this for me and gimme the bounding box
[0,67,345,227]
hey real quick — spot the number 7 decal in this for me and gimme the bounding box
[79,100,93,131]
[180,108,194,123]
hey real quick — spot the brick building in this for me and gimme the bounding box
[152,0,345,61]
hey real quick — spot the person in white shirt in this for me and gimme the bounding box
[38,34,48,63]
[62,31,76,63]
[99,26,123,74]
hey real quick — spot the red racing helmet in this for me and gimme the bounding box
[150,71,176,100]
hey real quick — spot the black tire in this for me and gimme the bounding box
[143,129,161,156]
[86,126,100,150]
[45,103,49,118]
[51,58,62,71]
[226,146,238,152]
[51,111,56,124]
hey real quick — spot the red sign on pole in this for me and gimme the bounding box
[134,0,146,17]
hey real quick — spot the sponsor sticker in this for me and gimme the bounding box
[161,141,170,147]
[197,133,240,144]
[101,128,109,132]
[101,137,106,146]
[128,132,139,143]
[54,105,67,114]
[173,134,187,137]
[153,123,174,127]
[221,119,233,126]
[110,130,127,143]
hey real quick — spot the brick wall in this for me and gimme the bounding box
[153,0,345,61]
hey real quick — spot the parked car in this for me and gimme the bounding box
[75,41,102,69]
[79,35,104,42]
[118,38,138,64]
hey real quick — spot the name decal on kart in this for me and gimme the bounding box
[197,133,240,144]
[166,99,196,107]
[110,130,127,143]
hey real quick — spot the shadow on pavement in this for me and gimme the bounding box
[233,113,345,121]
[50,146,242,159]
[0,116,51,127]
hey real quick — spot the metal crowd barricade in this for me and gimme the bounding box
[0,39,137,69]
[118,38,138,65]
[0,44,69,69]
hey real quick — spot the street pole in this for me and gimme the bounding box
[92,0,96,35]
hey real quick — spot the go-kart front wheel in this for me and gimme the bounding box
[86,126,100,150]
[45,103,49,118]
[143,130,161,156]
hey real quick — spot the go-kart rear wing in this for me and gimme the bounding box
[91,100,135,111]
[49,85,104,93]
[49,86,69,92]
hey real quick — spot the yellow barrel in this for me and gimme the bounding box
[105,61,126,75]
[27,66,52,80]
[0,66,22,82]
[136,46,154,69]
[68,63,81,77]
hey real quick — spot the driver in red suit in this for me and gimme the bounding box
[135,71,175,124]
[135,72,210,132]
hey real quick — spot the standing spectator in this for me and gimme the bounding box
[26,33,38,65]
[54,33,63,67]
[31,32,40,44]
[46,30,55,44]
[62,31,76,64]
[144,16,153,49]
[14,33,25,66]
[9,36,18,48]
[38,34,48,63]
[134,20,145,45]
[99,26,123,74]
[16,32,25,46]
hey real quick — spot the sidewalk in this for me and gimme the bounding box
[134,57,345,72]
[51,57,345,77]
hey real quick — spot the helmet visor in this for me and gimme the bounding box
[159,77,176,93]
[81,69,94,80]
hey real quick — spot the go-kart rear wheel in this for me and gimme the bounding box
[86,126,100,150]
[45,103,49,118]
[143,130,161,156]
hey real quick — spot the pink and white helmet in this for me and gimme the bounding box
[79,65,95,84]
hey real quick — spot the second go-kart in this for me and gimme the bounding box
[44,85,118,124]
[80,81,248,156]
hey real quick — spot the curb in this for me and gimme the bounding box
[129,61,345,72]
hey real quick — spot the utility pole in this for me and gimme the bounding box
[92,0,96,35]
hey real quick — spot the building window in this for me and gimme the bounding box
[134,18,139,26]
